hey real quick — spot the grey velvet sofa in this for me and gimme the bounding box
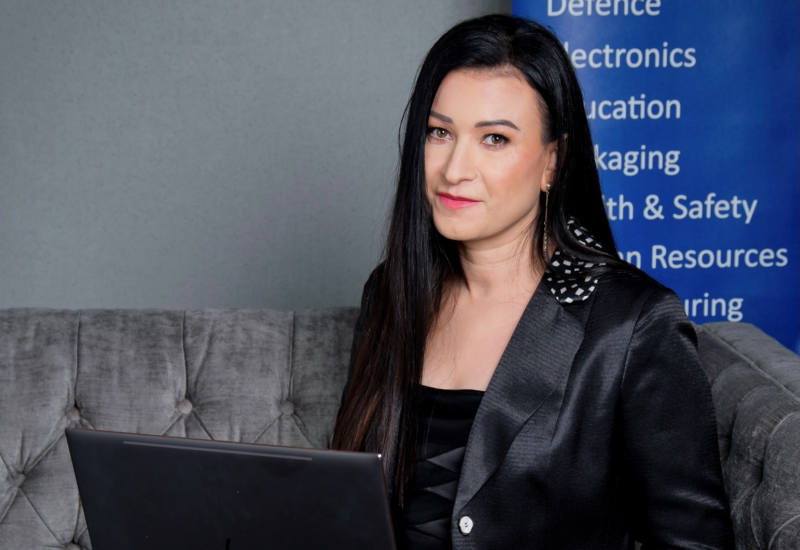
[0,308,798,550]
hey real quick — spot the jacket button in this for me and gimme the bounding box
[458,515,473,535]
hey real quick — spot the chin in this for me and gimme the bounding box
[433,218,478,243]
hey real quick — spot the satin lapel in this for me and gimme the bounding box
[453,282,585,513]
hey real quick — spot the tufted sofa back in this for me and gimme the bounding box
[696,323,800,549]
[0,308,798,549]
[0,307,358,550]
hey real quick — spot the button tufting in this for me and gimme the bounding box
[67,407,81,422]
[280,401,295,415]
[177,399,193,415]
[9,471,26,488]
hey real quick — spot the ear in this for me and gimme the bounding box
[539,133,568,193]
[540,140,559,193]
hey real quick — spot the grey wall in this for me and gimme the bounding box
[0,0,511,310]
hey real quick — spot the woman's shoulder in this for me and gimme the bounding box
[360,261,386,300]
[544,241,677,311]
[366,260,387,284]
[355,261,388,318]
[590,263,687,325]
[596,263,671,297]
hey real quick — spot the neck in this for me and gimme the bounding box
[456,238,542,302]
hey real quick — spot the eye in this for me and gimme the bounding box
[427,127,450,142]
[483,134,509,148]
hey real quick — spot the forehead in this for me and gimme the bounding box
[430,68,542,127]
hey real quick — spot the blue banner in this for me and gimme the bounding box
[513,0,800,352]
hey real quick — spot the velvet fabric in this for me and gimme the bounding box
[0,307,357,549]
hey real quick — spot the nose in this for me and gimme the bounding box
[442,138,477,184]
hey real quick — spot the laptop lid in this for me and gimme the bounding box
[65,428,397,550]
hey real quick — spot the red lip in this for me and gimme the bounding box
[437,192,479,202]
[437,192,480,210]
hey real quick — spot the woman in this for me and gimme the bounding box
[333,14,734,550]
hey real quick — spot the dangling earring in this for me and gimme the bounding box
[543,182,552,258]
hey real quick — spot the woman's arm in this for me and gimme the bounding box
[619,287,735,549]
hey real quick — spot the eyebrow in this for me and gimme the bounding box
[429,110,520,131]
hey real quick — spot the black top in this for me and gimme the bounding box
[401,384,485,550]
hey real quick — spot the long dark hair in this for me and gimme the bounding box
[332,13,634,510]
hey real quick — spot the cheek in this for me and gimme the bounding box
[484,156,540,205]
[424,145,444,192]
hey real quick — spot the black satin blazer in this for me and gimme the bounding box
[342,250,735,549]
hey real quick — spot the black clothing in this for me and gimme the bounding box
[402,385,484,550]
[342,219,734,549]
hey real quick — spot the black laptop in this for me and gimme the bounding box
[65,428,396,550]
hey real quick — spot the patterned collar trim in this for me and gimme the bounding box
[544,218,607,304]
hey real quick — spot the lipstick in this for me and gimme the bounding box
[438,193,480,210]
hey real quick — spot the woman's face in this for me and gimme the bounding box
[425,67,558,251]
